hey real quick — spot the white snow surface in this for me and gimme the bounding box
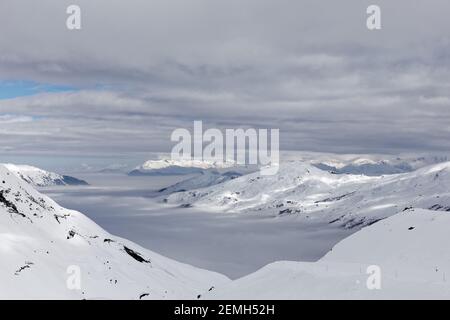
[311,155,450,175]
[166,161,450,228]
[158,171,242,195]
[0,165,228,299]
[206,208,450,299]
[138,159,237,170]
[3,164,62,186]
[130,158,257,176]
[3,163,86,187]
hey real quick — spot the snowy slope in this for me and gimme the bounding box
[206,209,450,299]
[312,155,449,176]
[0,165,228,299]
[165,161,374,216]
[158,171,242,195]
[313,159,411,175]
[165,161,450,228]
[129,159,240,176]
[3,164,88,187]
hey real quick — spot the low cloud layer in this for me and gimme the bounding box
[1,0,450,163]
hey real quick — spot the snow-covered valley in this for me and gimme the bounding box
[3,157,450,299]
[42,173,352,279]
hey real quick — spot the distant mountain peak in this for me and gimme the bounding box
[129,159,241,176]
[140,159,237,170]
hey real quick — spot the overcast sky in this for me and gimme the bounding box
[1,0,450,169]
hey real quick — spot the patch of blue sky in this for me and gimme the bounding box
[0,80,76,100]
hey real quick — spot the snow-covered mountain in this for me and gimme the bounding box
[129,153,445,177]
[311,155,449,176]
[3,164,88,187]
[205,208,450,299]
[0,164,228,299]
[165,161,450,228]
[129,159,240,176]
[313,159,412,175]
[158,171,242,195]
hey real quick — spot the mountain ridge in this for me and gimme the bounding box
[0,164,228,299]
[165,160,450,228]
[3,164,88,187]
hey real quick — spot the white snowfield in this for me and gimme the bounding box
[166,161,450,228]
[206,209,450,299]
[158,171,242,195]
[129,158,255,176]
[311,155,449,176]
[4,159,450,299]
[0,165,228,300]
[139,159,237,170]
[3,164,88,187]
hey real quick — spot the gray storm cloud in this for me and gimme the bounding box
[0,0,450,160]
